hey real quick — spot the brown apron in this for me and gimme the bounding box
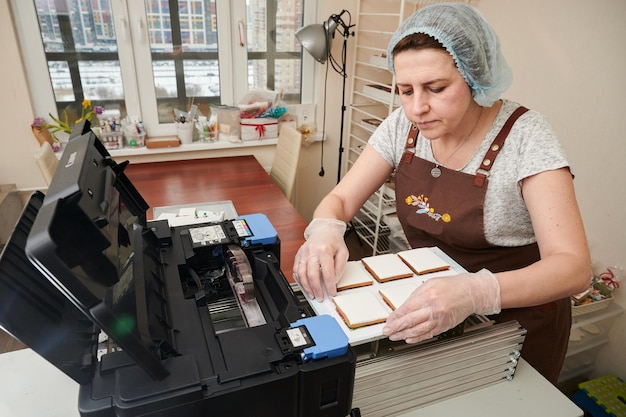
[394,107,570,384]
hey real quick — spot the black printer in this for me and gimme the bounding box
[0,126,356,417]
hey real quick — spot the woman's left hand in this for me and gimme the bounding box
[382,269,501,343]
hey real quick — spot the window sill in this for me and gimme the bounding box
[53,136,281,167]
[78,136,280,166]
[108,136,278,158]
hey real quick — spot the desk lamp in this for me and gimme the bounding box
[296,10,355,183]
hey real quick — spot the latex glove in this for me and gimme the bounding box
[293,218,349,301]
[382,269,501,343]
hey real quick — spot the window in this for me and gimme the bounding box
[12,0,316,138]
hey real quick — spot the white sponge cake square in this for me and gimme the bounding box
[379,283,419,310]
[397,247,450,275]
[336,261,374,291]
[361,253,414,282]
[332,292,390,329]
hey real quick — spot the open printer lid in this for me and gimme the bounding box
[0,190,98,384]
[1,125,172,382]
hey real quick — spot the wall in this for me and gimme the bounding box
[0,0,45,190]
[294,0,358,219]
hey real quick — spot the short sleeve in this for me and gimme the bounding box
[367,108,412,169]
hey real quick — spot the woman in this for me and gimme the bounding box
[293,3,590,383]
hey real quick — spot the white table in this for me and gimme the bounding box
[0,348,79,417]
[0,348,582,417]
[399,356,583,417]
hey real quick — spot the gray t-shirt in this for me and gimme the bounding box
[368,99,570,246]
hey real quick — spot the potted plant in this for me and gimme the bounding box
[32,99,104,151]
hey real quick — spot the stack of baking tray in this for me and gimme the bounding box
[351,318,526,416]
[291,270,526,417]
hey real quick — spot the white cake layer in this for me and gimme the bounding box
[332,291,390,328]
[379,283,419,310]
[337,261,374,290]
[361,253,414,282]
[397,247,451,275]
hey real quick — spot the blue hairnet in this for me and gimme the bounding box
[387,3,512,106]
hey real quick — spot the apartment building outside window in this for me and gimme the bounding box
[12,0,314,137]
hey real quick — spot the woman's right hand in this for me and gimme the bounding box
[292,218,349,301]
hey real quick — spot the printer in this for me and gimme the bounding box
[0,127,356,417]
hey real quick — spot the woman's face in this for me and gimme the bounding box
[394,48,475,141]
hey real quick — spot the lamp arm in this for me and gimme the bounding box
[329,10,355,39]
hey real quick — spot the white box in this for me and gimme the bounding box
[285,103,315,127]
[363,84,400,106]
[240,118,279,141]
[369,54,388,68]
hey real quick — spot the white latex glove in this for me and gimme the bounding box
[293,218,349,301]
[382,269,501,343]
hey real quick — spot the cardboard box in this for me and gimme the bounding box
[240,118,279,141]
[146,137,180,149]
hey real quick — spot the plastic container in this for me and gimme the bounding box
[573,374,626,417]
[126,132,146,147]
[570,302,623,340]
[560,303,624,384]
[196,115,218,142]
[100,131,124,150]
[216,105,241,142]
[175,121,195,144]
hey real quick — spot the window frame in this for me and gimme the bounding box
[11,0,318,139]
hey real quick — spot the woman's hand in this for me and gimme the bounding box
[382,269,501,343]
[293,218,349,301]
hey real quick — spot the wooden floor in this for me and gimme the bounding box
[0,329,27,353]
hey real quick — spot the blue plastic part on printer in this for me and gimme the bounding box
[292,315,349,361]
[235,213,278,246]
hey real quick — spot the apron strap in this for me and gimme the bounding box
[401,124,420,164]
[474,106,529,187]
[400,106,530,183]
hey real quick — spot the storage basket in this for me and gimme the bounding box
[573,374,626,417]
[572,297,612,317]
